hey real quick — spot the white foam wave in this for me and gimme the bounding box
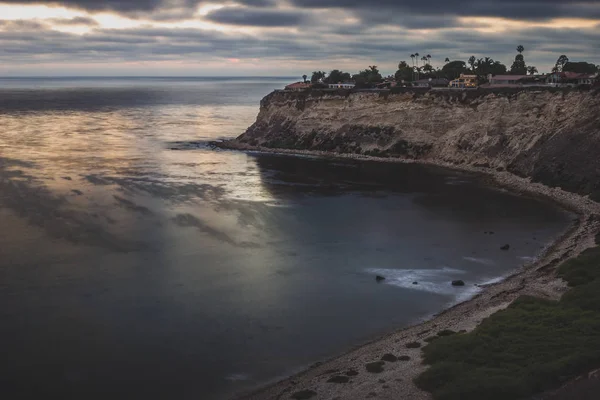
[366,267,502,304]
[225,373,250,382]
[463,256,496,266]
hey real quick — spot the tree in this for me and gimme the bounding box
[445,58,450,63]
[562,61,599,74]
[352,65,383,87]
[310,71,326,83]
[510,47,527,75]
[468,56,477,71]
[426,54,432,64]
[441,60,468,80]
[554,55,569,72]
[302,74,307,83]
[325,69,352,84]
[527,66,538,75]
[395,61,414,82]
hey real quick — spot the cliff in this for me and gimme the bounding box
[231,88,600,201]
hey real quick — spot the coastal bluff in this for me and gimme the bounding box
[228,88,600,201]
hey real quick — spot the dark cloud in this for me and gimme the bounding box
[0,0,276,13]
[291,0,600,20]
[204,7,307,26]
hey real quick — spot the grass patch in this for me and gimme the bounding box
[415,246,600,400]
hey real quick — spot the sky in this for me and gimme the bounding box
[0,0,599,76]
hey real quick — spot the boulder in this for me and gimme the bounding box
[452,280,465,286]
[500,244,510,251]
[365,361,385,373]
[375,275,386,282]
[381,353,398,362]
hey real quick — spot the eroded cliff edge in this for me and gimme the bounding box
[229,88,600,201]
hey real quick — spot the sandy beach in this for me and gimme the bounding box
[215,141,600,400]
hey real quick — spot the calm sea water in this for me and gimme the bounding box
[0,77,572,399]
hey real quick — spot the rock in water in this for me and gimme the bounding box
[500,244,510,251]
[375,275,386,282]
[452,280,465,286]
[381,353,398,362]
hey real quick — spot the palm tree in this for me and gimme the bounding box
[517,45,525,54]
[468,56,476,72]
[426,54,432,65]
[410,54,416,80]
[415,53,420,80]
[527,66,538,75]
[302,74,307,83]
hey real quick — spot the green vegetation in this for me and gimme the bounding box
[415,244,600,400]
[562,61,599,74]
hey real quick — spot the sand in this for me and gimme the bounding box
[216,142,600,400]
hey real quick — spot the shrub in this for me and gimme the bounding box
[415,244,600,400]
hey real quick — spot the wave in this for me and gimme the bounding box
[365,267,490,304]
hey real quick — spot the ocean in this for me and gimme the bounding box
[0,77,572,399]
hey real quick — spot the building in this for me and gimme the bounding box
[449,74,478,88]
[412,78,449,88]
[328,82,355,89]
[487,75,529,86]
[577,73,598,86]
[285,82,312,91]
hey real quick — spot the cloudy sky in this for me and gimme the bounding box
[0,0,599,76]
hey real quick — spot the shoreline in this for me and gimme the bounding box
[217,141,600,400]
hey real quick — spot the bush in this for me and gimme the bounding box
[415,245,600,400]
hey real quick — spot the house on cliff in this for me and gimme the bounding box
[328,82,355,89]
[449,74,477,88]
[413,78,449,88]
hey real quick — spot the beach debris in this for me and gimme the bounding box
[501,244,510,250]
[365,361,385,373]
[291,389,317,399]
[381,353,398,362]
[375,275,386,282]
[327,376,350,384]
[406,341,422,349]
[398,355,411,361]
[452,280,465,286]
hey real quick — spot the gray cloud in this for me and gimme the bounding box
[204,7,307,27]
[0,0,599,74]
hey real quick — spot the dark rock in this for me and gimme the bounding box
[452,280,465,286]
[500,244,510,251]
[327,376,350,384]
[398,355,411,361]
[424,336,439,343]
[366,392,377,398]
[381,353,397,362]
[405,341,421,349]
[382,385,390,389]
[375,275,386,282]
[490,231,495,234]
[378,379,386,383]
[365,361,385,373]
[413,281,418,285]
[346,370,358,376]
[437,329,456,337]
[291,390,317,399]
[71,189,83,196]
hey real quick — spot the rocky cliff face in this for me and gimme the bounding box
[234,88,600,201]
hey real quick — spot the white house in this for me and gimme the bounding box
[328,82,355,89]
